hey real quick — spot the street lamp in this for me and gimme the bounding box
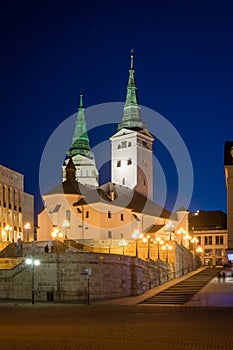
[62,220,70,239]
[5,224,12,241]
[142,234,153,259]
[118,239,127,255]
[191,237,199,256]
[24,222,31,241]
[132,229,143,257]
[177,228,187,245]
[166,221,174,240]
[25,256,40,304]
[154,237,164,260]
[162,243,172,263]
[51,228,63,252]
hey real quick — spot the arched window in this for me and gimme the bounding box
[128,142,132,147]
[127,158,132,165]
[117,160,121,167]
[118,144,121,149]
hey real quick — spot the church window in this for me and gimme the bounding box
[122,178,125,185]
[120,213,124,221]
[127,158,132,165]
[108,211,111,219]
[117,160,121,167]
[121,141,127,148]
[128,142,132,147]
[85,211,89,219]
[143,178,146,186]
[142,141,147,148]
[120,233,124,239]
[66,210,71,222]
[108,231,112,239]
[118,144,121,149]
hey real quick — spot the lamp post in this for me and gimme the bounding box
[162,243,172,263]
[25,256,40,304]
[118,239,127,255]
[5,224,12,242]
[24,222,31,241]
[62,220,70,240]
[154,237,164,260]
[177,228,187,245]
[196,247,203,267]
[142,234,153,259]
[132,229,143,257]
[191,237,199,257]
[51,228,63,252]
[166,221,174,240]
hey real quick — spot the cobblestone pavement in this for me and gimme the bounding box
[1,303,233,350]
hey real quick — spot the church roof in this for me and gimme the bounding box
[67,94,94,160]
[73,182,171,219]
[44,180,92,196]
[117,51,147,131]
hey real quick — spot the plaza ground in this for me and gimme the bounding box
[1,269,233,350]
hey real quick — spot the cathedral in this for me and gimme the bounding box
[37,54,188,247]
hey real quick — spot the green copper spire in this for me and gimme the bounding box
[118,51,147,131]
[68,94,94,159]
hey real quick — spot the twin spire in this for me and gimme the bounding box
[68,94,94,160]
[118,50,147,131]
[68,51,146,159]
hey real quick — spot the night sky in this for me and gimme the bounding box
[1,0,233,218]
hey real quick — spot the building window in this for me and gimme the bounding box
[117,160,121,167]
[204,236,212,245]
[215,249,224,256]
[143,178,146,186]
[122,178,125,185]
[204,249,212,256]
[108,211,111,219]
[120,233,124,239]
[215,235,224,245]
[121,141,127,148]
[108,231,112,239]
[142,141,147,148]
[128,142,132,147]
[85,211,89,219]
[197,236,201,245]
[118,144,121,149]
[127,158,132,165]
[120,213,124,221]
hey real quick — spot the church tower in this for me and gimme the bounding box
[110,52,154,199]
[63,94,99,187]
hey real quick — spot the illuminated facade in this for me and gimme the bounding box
[38,54,189,245]
[0,165,34,242]
[189,210,228,266]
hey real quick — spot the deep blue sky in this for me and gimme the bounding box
[1,0,233,216]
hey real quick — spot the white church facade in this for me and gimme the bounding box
[37,53,189,248]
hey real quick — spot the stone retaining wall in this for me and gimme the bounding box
[0,252,171,302]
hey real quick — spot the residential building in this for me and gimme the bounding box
[0,165,34,242]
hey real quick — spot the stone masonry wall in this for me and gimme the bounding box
[0,252,171,302]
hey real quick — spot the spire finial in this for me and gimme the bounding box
[130,48,134,69]
[79,90,83,109]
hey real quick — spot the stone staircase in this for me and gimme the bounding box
[141,267,220,305]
